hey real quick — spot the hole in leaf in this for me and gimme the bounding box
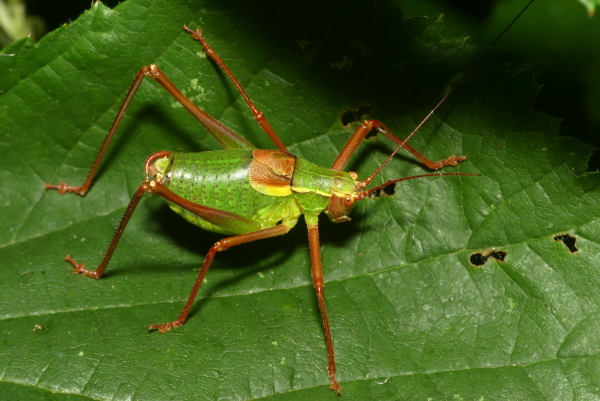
[585,149,600,172]
[340,103,372,127]
[366,182,396,198]
[469,249,507,267]
[552,233,578,253]
[469,253,487,267]
[488,251,507,262]
[365,127,378,140]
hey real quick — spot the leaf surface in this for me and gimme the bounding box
[2,1,600,400]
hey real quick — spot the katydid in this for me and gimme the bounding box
[45,1,533,394]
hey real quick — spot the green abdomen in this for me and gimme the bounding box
[162,150,280,235]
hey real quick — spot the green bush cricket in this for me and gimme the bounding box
[45,1,533,394]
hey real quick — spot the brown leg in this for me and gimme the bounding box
[65,181,151,278]
[184,26,289,153]
[330,119,465,172]
[149,224,290,333]
[331,1,537,174]
[63,172,291,330]
[46,70,150,196]
[307,223,341,394]
[66,178,266,278]
[46,64,256,196]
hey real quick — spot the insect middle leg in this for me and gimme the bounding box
[149,223,290,332]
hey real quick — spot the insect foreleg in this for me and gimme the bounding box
[330,0,536,176]
[148,224,291,333]
[184,26,289,153]
[330,119,465,172]
[307,223,341,394]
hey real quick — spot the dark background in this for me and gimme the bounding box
[20,0,600,170]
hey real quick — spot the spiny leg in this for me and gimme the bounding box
[330,119,465,172]
[46,69,149,196]
[307,223,341,395]
[184,26,289,153]
[46,64,255,196]
[149,224,290,333]
[65,181,151,278]
[60,157,292,331]
[66,173,265,279]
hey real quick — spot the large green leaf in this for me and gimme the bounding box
[2,0,600,400]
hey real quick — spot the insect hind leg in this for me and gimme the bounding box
[184,26,289,152]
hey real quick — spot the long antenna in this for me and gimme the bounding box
[357,172,480,200]
[360,0,535,187]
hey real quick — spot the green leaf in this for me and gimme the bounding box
[2,0,600,400]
